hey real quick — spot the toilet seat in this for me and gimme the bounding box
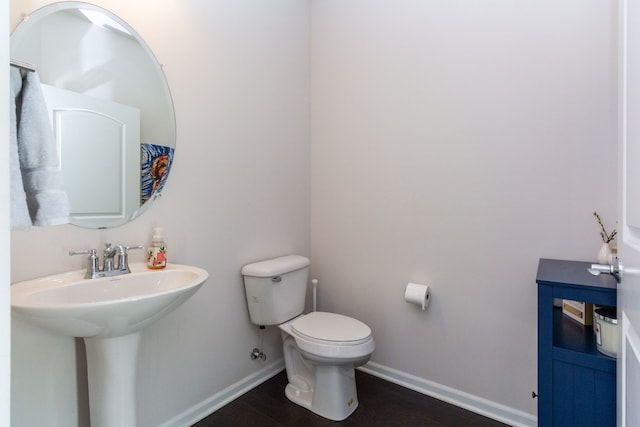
[291,312,371,345]
[282,312,375,360]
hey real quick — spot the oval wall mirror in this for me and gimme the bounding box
[11,2,176,229]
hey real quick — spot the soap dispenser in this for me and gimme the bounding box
[146,227,167,269]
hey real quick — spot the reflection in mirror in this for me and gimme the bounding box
[11,2,176,228]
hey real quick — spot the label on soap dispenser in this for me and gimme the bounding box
[146,245,166,269]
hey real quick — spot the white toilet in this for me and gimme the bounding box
[241,255,375,421]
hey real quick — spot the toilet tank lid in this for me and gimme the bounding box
[241,255,310,277]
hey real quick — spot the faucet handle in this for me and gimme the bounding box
[69,248,97,257]
[114,244,143,256]
[115,244,143,272]
[119,245,143,254]
[69,248,100,279]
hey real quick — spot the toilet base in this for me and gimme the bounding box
[284,364,359,421]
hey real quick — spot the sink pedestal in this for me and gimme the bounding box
[84,332,142,427]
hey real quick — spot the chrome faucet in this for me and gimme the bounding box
[70,243,143,279]
[102,243,117,272]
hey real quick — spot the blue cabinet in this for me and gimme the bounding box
[536,259,617,427]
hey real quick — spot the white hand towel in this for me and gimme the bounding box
[10,67,31,230]
[16,70,70,227]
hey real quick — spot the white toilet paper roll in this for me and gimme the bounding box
[404,282,430,310]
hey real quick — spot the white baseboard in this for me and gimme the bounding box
[159,359,285,427]
[358,361,537,427]
[160,358,536,427]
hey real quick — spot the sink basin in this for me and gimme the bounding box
[11,262,208,338]
[11,262,208,427]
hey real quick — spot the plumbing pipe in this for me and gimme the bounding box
[312,279,318,312]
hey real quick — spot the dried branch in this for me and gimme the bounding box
[593,212,617,243]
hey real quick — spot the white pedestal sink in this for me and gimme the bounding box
[11,262,209,427]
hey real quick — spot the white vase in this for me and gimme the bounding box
[597,242,613,264]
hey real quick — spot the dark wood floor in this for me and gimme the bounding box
[192,370,509,427]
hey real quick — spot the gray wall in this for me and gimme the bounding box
[10,1,310,426]
[310,0,617,418]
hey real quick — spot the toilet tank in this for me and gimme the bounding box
[241,255,310,326]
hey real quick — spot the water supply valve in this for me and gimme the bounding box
[250,348,266,361]
[250,325,267,361]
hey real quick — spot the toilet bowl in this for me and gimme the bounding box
[241,255,375,421]
[279,311,375,421]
